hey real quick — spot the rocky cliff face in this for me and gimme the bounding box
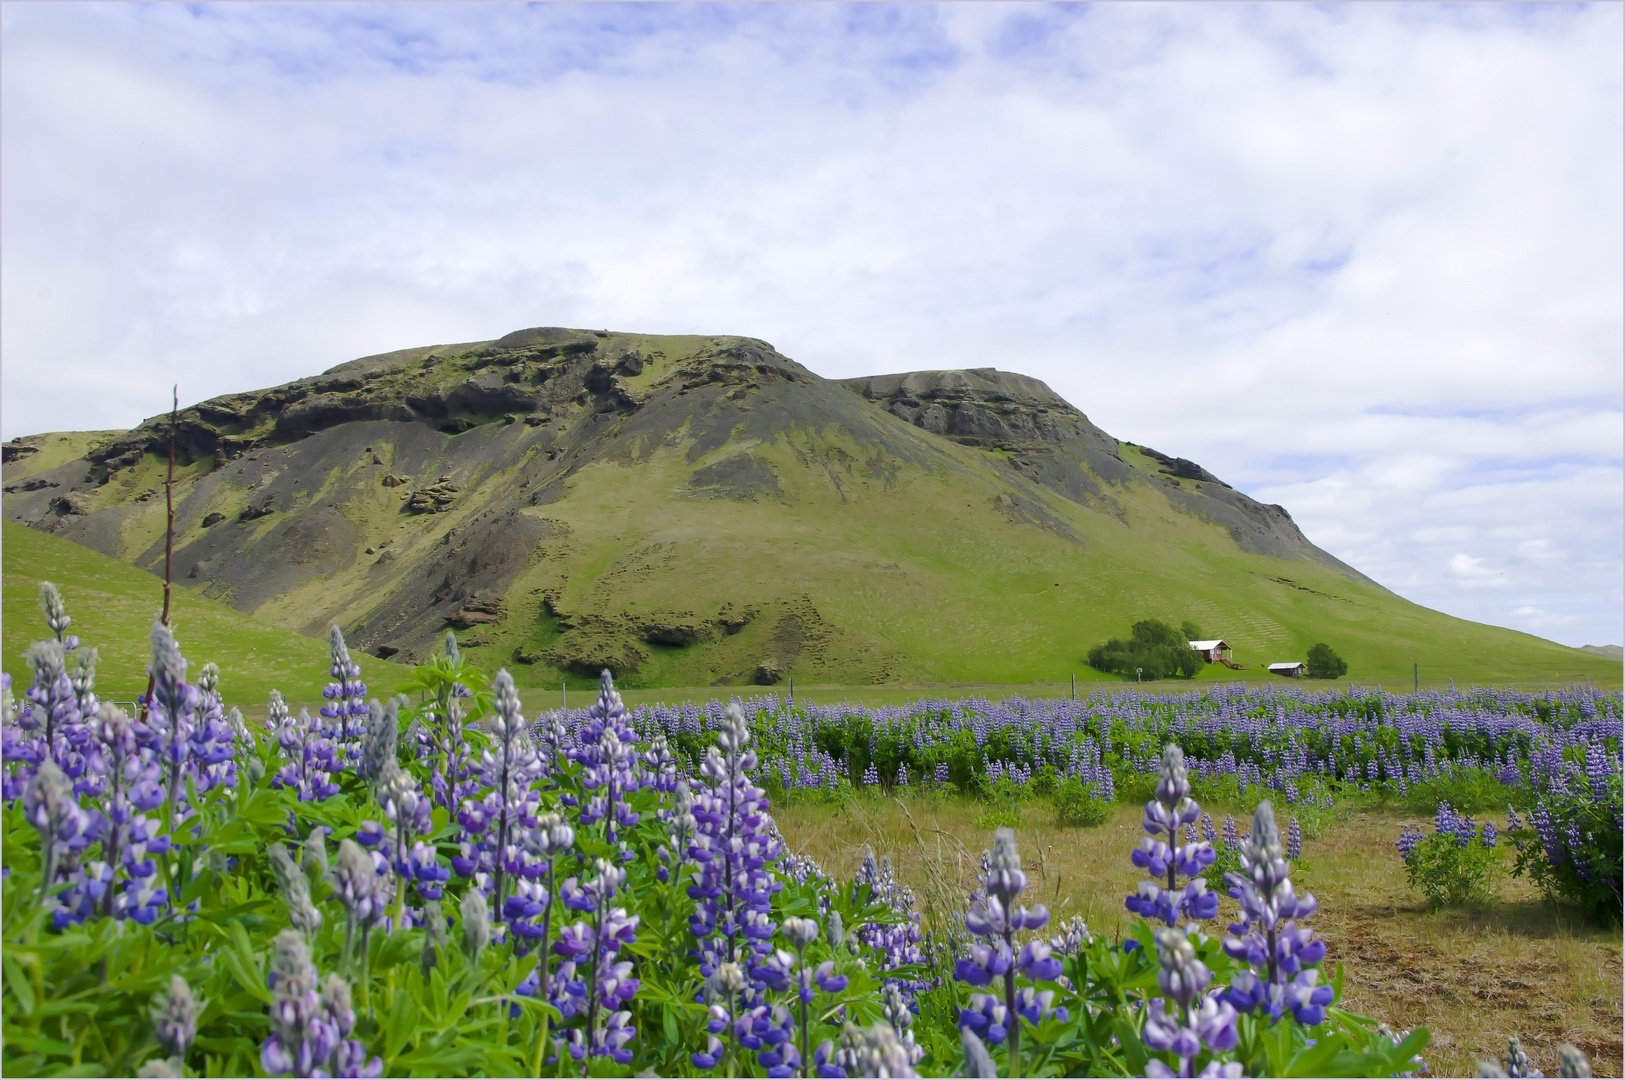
[3,326,1380,683]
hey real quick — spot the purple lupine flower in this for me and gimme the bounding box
[832,1021,920,1079]
[24,759,89,904]
[38,582,76,646]
[1126,744,1217,926]
[271,706,339,803]
[694,962,750,1072]
[328,839,393,977]
[262,930,339,1076]
[319,974,383,1078]
[112,811,172,924]
[142,620,199,830]
[657,779,697,886]
[319,626,368,767]
[1286,817,1302,861]
[150,974,200,1064]
[1142,925,1240,1078]
[1480,820,1499,849]
[1222,802,1327,1024]
[376,755,437,918]
[454,670,542,920]
[755,916,851,1077]
[878,983,924,1069]
[572,673,641,856]
[86,702,165,921]
[687,702,783,977]
[550,858,640,1063]
[955,828,1051,1075]
[268,842,324,940]
[187,665,237,797]
[643,733,681,795]
[60,646,102,797]
[851,848,926,998]
[356,700,398,789]
[24,639,81,773]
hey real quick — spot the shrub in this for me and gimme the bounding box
[1395,803,1503,909]
[1085,618,1203,680]
[1508,747,1623,922]
[1402,766,1522,815]
[1052,777,1111,828]
[1306,643,1348,679]
[973,775,1027,829]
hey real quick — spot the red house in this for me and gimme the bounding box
[1188,639,1233,663]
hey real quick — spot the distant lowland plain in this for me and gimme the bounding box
[4,326,1618,702]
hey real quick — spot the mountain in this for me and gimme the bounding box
[3,326,1615,688]
[1579,645,1623,662]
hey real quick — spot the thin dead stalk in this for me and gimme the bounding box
[141,387,178,723]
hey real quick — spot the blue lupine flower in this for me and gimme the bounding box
[1143,925,1240,1077]
[686,701,783,979]
[453,669,542,919]
[1126,745,1217,926]
[261,931,339,1076]
[955,828,1051,1071]
[271,707,339,803]
[319,626,368,767]
[1222,802,1326,1022]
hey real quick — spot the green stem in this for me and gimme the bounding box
[1004,959,1019,1079]
[797,945,811,1079]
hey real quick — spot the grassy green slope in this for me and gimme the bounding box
[426,430,1618,690]
[2,520,410,711]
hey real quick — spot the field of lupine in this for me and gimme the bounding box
[1,582,1618,1078]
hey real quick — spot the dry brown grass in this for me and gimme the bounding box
[775,794,1623,1079]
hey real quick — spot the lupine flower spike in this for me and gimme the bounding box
[1222,801,1330,1025]
[1126,744,1217,926]
[954,827,1062,1078]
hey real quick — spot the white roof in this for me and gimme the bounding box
[1189,640,1228,650]
[1267,662,1304,671]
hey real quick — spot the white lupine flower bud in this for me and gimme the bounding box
[268,842,323,939]
[1558,1044,1592,1078]
[711,962,748,996]
[38,581,70,637]
[782,916,820,949]
[301,829,329,881]
[421,900,447,978]
[836,1021,919,1078]
[150,974,200,1060]
[461,888,490,960]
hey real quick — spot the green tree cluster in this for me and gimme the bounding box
[1306,642,1349,679]
[1086,619,1203,680]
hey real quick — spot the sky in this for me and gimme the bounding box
[2,2,1621,649]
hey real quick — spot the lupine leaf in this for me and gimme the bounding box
[385,989,421,1058]
[3,955,35,1015]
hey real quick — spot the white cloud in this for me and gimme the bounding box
[1511,606,1581,629]
[1,2,1619,645]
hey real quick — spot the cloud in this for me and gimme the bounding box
[1510,606,1582,629]
[1,2,1619,646]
